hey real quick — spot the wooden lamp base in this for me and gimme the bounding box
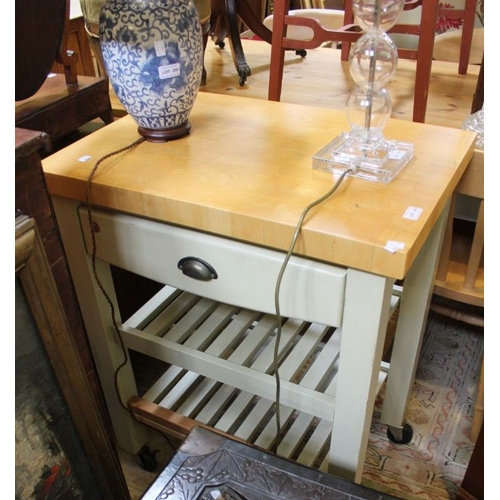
[138,122,192,142]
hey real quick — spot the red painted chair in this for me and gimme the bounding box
[268,0,477,123]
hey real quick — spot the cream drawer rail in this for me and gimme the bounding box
[78,206,347,327]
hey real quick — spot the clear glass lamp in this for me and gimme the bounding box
[313,0,414,183]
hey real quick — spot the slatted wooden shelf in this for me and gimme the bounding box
[121,285,396,470]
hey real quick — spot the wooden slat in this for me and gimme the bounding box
[278,413,318,458]
[180,303,241,349]
[233,397,275,440]
[158,296,218,341]
[298,327,340,391]
[225,314,279,365]
[142,365,185,402]
[295,415,331,467]
[203,309,261,357]
[125,285,180,330]
[159,372,201,410]
[176,377,223,416]
[279,322,330,382]
[254,405,296,449]
[195,385,240,426]
[125,286,390,470]
[173,314,279,416]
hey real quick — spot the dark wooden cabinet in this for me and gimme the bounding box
[457,425,484,500]
[15,128,130,500]
[15,0,113,144]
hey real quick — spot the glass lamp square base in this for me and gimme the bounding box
[313,132,414,183]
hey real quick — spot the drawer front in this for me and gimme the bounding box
[79,207,347,326]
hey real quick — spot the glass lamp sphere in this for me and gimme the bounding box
[353,0,405,33]
[349,33,397,90]
[346,86,392,137]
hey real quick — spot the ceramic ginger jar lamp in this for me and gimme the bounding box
[100,0,204,142]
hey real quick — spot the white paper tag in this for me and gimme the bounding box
[384,241,405,253]
[158,63,181,79]
[331,152,352,164]
[78,155,92,162]
[154,40,166,57]
[403,206,423,220]
[388,149,406,160]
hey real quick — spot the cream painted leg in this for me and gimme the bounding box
[329,268,394,483]
[381,206,449,435]
[51,196,148,454]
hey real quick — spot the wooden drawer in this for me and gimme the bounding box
[78,206,347,327]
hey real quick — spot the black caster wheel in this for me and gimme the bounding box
[387,423,413,444]
[138,445,158,472]
[296,49,307,58]
[239,75,247,86]
[217,41,225,49]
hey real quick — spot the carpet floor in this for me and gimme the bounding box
[361,296,484,499]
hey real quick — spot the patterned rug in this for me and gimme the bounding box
[361,296,484,500]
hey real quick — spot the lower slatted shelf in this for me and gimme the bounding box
[121,284,392,470]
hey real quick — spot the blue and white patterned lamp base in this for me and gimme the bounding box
[100,0,204,142]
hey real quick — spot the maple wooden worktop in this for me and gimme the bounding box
[42,92,475,279]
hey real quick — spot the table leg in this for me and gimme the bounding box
[381,207,448,431]
[52,196,148,454]
[329,268,394,483]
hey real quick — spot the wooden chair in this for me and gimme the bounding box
[268,0,477,123]
[209,0,275,85]
[432,145,484,437]
[340,0,478,72]
[434,150,484,310]
[435,0,478,75]
[268,0,360,105]
[342,0,478,120]
[432,147,484,444]
[432,56,484,443]
[15,0,113,145]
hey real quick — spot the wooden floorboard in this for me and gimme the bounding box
[110,38,481,130]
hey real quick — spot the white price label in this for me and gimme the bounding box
[384,241,405,253]
[388,149,406,160]
[158,63,181,80]
[404,206,423,220]
[154,40,166,57]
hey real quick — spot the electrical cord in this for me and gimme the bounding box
[271,167,353,454]
[85,140,352,457]
[84,136,146,413]
[85,136,184,465]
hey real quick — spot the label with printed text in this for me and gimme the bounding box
[158,63,181,79]
[403,206,423,220]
